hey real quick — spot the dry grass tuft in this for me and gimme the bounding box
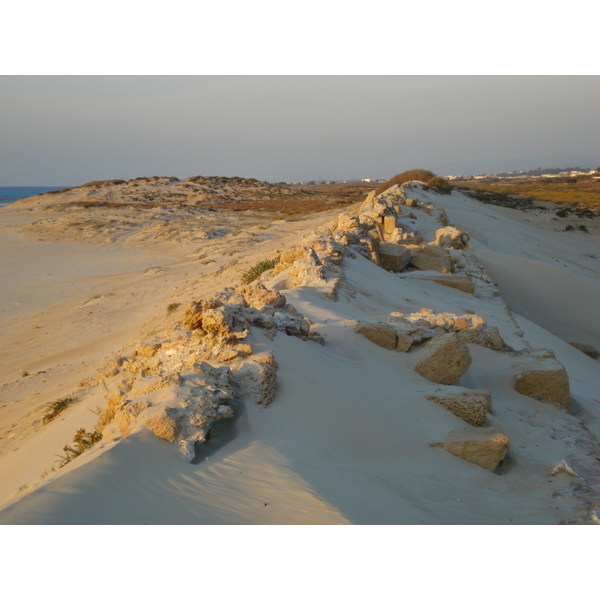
[42,393,77,425]
[240,258,279,284]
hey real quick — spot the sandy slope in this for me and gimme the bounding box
[0,182,599,524]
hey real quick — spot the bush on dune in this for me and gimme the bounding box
[426,177,452,195]
[375,169,437,195]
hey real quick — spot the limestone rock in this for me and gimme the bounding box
[512,353,570,407]
[383,214,398,235]
[434,226,470,249]
[425,387,491,427]
[354,321,396,350]
[407,244,455,274]
[378,243,411,272]
[144,408,182,442]
[549,459,578,477]
[414,332,472,384]
[432,428,509,472]
[419,274,475,294]
[569,342,600,359]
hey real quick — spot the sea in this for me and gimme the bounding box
[0,186,67,206]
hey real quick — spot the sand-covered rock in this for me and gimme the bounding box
[414,332,472,384]
[354,321,397,350]
[512,351,570,407]
[416,274,475,294]
[568,342,600,359]
[425,387,491,426]
[432,428,509,472]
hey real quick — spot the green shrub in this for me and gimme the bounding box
[240,258,279,284]
[427,177,452,195]
[42,393,77,425]
[56,428,102,468]
[375,169,437,196]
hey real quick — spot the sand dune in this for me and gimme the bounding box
[1,179,599,525]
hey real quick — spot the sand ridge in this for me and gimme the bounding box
[1,178,599,524]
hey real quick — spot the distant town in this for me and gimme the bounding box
[286,166,599,186]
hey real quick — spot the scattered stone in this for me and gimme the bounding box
[414,332,472,384]
[431,428,509,472]
[425,387,491,426]
[549,459,578,477]
[569,342,600,359]
[512,352,570,407]
[354,321,397,350]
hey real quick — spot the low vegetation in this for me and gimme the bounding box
[426,177,452,195]
[241,258,279,284]
[42,393,77,425]
[167,302,181,314]
[56,428,102,468]
[375,170,437,196]
[452,175,600,211]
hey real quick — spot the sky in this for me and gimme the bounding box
[1,2,598,186]
[1,75,598,186]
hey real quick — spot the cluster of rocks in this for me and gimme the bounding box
[92,281,321,461]
[355,308,508,354]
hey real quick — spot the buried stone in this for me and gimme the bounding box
[431,428,510,472]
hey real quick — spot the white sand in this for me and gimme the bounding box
[1,182,599,525]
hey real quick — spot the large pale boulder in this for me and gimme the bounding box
[414,332,472,384]
[512,352,570,407]
[425,387,491,426]
[378,243,411,272]
[434,226,470,249]
[432,428,509,472]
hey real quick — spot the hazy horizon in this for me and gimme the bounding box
[1,76,598,186]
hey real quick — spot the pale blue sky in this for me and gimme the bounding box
[1,76,598,185]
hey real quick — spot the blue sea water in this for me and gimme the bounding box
[0,186,67,205]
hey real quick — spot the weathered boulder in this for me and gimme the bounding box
[434,226,470,249]
[354,321,397,350]
[512,352,570,407]
[407,244,455,274]
[432,428,509,472]
[568,342,600,359]
[425,387,491,426]
[378,243,411,272]
[414,332,472,384]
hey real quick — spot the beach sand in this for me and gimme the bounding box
[1,180,599,524]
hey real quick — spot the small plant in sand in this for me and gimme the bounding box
[437,213,450,227]
[240,258,279,284]
[167,302,181,315]
[21,370,29,378]
[42,393,77,425]
[56,428,102,468]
